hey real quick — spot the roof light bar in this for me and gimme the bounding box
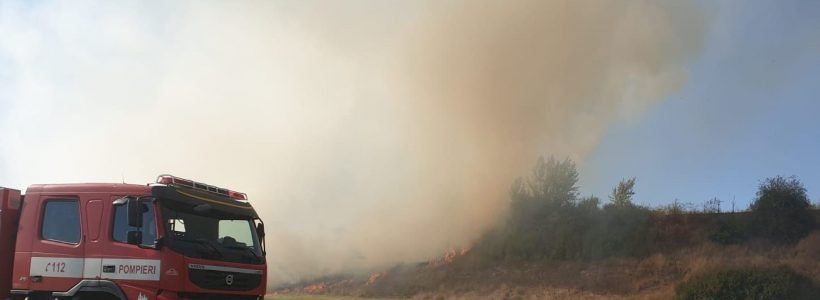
[156,174,248,201]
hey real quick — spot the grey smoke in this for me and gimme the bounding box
[0,0,706,286]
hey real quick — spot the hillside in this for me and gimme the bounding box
[275,166,820,299]
[273,211,820,299]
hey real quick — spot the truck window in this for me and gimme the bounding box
[112,201,157,246]
[41,200,81,244]
[169,218,186,234]
[219,220,254,247]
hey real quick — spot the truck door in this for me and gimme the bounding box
[101,196,161,299]
[29,196,85,293]
[0,188,22,297]
[82,197,106,281]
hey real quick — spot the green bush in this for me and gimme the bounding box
[748,176,816,244]
[581,204,650,259]
[676,266,819,300]
[707,215,746,245]
[481,156,652,262]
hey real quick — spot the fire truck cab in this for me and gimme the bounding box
[1,175,267,300]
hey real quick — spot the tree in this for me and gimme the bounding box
[489,157,652,261]
[526,156,579,206]
[504,156,581,260]
[749,176,816,244]
[608,177,636,208]
[578,195,601,210]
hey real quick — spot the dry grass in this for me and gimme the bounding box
[267,294,395,300]
[275,232,820,300]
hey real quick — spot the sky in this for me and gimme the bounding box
[1,0,819,284]
[579,0,820,210]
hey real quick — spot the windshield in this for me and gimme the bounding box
[159,200,264,265]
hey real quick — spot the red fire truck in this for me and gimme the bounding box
[0,175,267,300]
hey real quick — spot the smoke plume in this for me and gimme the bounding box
[0,0,706,285]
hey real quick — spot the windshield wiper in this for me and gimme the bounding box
[177,238,225,259]
[225,244,262,261]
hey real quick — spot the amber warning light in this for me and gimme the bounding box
[156,174,248,201]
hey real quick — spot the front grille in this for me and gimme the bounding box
[189,269,262,291]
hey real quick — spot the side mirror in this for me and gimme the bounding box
[127,198,144,227]
[255,221,266,255]
[256,222,265,239]
[127,230,143,245]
